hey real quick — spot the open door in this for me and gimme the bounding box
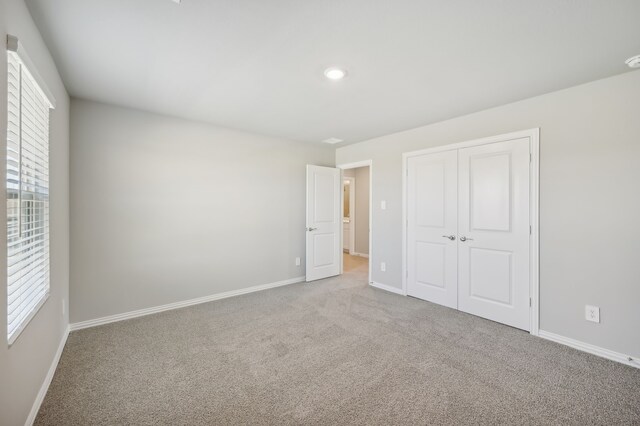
[306,165,341,282]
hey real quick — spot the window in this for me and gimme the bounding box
[6,37,54,345]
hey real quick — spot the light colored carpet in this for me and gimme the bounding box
[36,259,640,425]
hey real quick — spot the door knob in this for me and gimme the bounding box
[460,236,473,242]
[307,227,317,231]
[442,235,456,241]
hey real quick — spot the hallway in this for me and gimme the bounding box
[343,253,368,275]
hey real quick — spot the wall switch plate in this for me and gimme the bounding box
[295,257,301,266]
[380,262,386,272]
[381,200,386,210]
[585,305,600,323]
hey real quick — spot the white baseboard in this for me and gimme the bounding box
[370,281,406,296]
[70,276,305,331]
[351,252,369,258]
[25,325,70,426]
[538,330,640,369]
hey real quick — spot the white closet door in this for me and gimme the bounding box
[457,138,530,330]
[407,151,458,308]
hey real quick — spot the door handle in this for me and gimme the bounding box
[441,235,456,241]
[307,227,317,231]
[460,236,473,242]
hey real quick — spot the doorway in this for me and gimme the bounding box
[338,161,372,282]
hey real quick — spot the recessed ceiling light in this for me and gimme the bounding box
[172,0,181,4]
[324,67,347,81]
[322,137,343,144]
[625,55,640,69]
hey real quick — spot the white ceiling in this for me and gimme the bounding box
[26,0,640,145]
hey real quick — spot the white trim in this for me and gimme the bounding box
[538,330,640,369]
[337,160,372,170]
[337,160,373,285]
[25,325,70,426]
[401,128,540,334]
[402,151,408,296]
[529,130,540,335]
[401,128,537,158]
[370,281,405,296]
[70,276,305,331]
[351,252,369,258]
[339,168,344,274]
[8,292,50,347]
[7,35,56,109]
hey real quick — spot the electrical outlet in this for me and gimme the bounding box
[585,305,600,323]
[295,257,301,266]
[381,200,387,210]
[380,262,386,272]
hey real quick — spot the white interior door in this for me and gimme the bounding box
[457,138,530,330]
[406,151,458,308]
[306,165,341,282]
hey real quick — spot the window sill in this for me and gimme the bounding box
[7,291,50,347]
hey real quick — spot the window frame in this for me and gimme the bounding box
[6,35,56,346]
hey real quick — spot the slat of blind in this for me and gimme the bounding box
[6,51,51,344]
[8,246,47,273]
[8,286,47,326]
[8,271,48,317]
[11,263,48,288]
[8,263,48,297]
[8,267,47,303]
[8,264,47,287]
[7,238,46,258]
[10,260,48,288]
[9,295,46,328]
[8,244,46,270]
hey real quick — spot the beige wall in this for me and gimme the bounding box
[353,167,369,255]
[70,99,334,323]
[343,169,355,224]
[0,1,70,424]
[343,168,355,178]
[336,70,640,358]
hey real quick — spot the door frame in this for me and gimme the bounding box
[337,160,373,285]
[402,128,540,336]
[342,175,356,254]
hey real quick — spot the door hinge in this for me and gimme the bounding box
[530,153,532,163]
[529,225,532,235]
[529,297,532,307]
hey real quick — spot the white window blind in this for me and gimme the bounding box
[6,46,53,344]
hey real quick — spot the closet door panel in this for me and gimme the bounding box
[406,151,458,308]
[457,138,530,331]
